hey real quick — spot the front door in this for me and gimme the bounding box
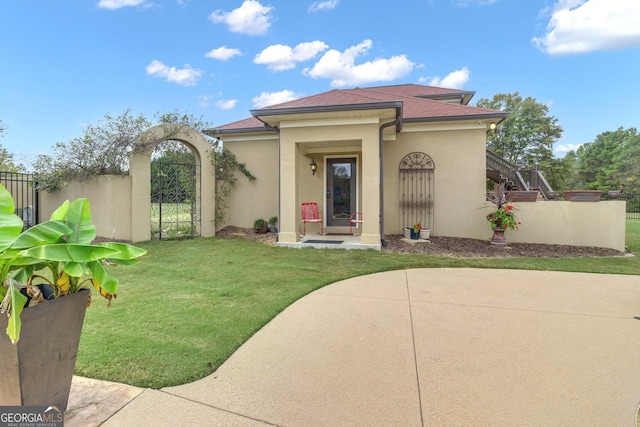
[326,157,356,227]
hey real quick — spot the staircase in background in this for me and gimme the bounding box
[486,150,556,200]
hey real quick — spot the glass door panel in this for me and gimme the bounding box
[326,158,356,227]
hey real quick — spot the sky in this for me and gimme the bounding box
[1,0,640,169]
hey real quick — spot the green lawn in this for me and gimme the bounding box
[76,221,640,388]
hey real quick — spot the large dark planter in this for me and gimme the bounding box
[0,290,90,412]
[506,191,538,202]
[563,190,603,202]
[490,227,508,247]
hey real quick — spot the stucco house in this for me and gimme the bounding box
[212,83,626,252]
[212,84,509,249]
[32,83,624,251]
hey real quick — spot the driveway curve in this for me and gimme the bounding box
[104,268,640,426]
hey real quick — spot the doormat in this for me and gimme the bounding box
[304,240,343,244]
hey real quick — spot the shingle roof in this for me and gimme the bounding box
[213,84,505,134]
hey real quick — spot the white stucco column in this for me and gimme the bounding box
[278,136,299,243]
[360,127,381,245]
[130,150,152,243]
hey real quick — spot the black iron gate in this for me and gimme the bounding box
[0,172,38,229]
[150,161,201,240]
[399,152,435,231]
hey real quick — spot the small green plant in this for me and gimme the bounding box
[268,216,278,227]
[412,222,423,233]
[253,218,266,230]
[0,183,147,343]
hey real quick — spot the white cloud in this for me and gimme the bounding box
[533,0,640,55]
[146,60,202,86]
[216,99,238,110]
[205,46,242,61]
[308,0,339,12]
[252,90,302,108]
[197,95,211,108]
[209,0,273,36]
[303,40,415,87]
[427,67,470,89]
[554,143,583,155]
[97,0,147,9]
[254,41,328,71]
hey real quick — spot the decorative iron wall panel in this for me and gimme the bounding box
[399,152,435,232]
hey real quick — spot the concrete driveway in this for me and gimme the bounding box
[70,269,640,426]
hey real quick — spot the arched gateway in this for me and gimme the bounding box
[129,124,215,242]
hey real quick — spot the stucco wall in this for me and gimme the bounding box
[384,127,488,239]
[39,175,133,241]
[482,200,626,252]
[222,137,279,230]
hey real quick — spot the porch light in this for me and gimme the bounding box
[489,122,497,131]
[310,159,317,175]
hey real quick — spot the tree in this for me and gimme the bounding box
[0,121,24,173]
[476,92,564,188]
[32,108,255,224]
[573,127,640,193]
[32,109,152,191]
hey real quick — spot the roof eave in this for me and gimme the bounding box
[205,126,277,136]
[250,101,404,131]
[403,111,509,124]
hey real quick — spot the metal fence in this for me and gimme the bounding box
[621,194,640,220]
[602,192,639,220]
[0,172,38,229]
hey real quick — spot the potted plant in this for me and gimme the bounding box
[410,223,422,240]
[419,226,431,240]
[486,183,520,247]
[268,216,278,233]
[253,218,268,234]
[0,183,146,411]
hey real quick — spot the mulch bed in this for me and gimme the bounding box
[216,226,626,258]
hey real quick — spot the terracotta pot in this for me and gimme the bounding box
[254,222,268,234]
[563,190,603,202]
[506,191,538,202]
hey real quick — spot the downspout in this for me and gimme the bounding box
[379,111,402,247]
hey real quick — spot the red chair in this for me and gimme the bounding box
[301,202,323,236]
[349,212,363,235]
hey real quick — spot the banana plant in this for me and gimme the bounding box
[0,183,146,343]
